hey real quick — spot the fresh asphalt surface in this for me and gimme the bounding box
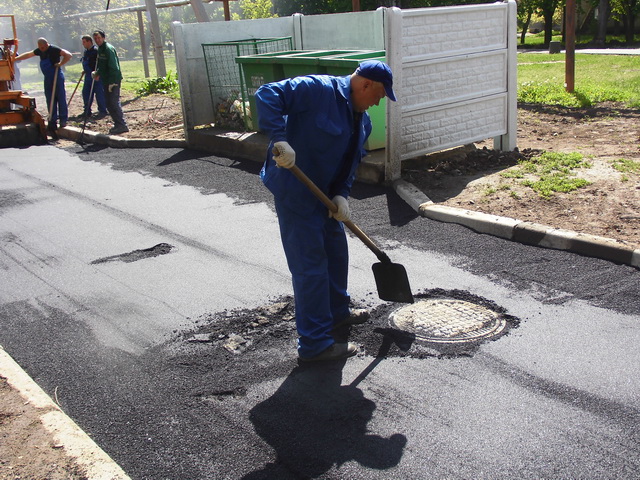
[1,145,639,479]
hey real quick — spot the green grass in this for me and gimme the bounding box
[501,151,592,199]
[15,54,178,97]
[518,52,640,107]
[610,158,640,174]
[519,31,640,48]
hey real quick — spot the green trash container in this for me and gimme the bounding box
[236,50,357,130]
[319,51,387,150]
[276,50,358,78]
[318,50,386,75]
[236,49,388,146]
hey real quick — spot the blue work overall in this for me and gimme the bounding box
[256,75,372,358]
[41,57,67,124]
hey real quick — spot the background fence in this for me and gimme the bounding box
[173,3,517,181]
[202,37,293,130]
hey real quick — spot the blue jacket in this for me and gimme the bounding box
[82,45,98,74]
[255,75,372,215]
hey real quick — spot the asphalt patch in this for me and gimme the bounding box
[90,242,174,264]
[169,289,520,384]
[0,190,31,213]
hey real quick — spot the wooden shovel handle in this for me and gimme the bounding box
[289,165,391,264]
[48,66,60,122]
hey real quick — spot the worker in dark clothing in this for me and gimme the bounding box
[80,35,107,119]
[255,60,396,362]
[14,37,72,130]
[92,29,128,135]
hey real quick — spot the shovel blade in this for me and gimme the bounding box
[372,262,414,304]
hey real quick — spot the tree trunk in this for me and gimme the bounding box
[521,10,533,44]
[543,10,555,45]
[593,0,610,47]
[623,12,636,43]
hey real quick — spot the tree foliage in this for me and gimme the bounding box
[610,0,639,41]
[233,0,277,19]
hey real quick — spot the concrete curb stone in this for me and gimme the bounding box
[394,179,640,269]
[59,126,186,149]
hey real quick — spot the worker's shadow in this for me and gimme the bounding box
[242,358,407,479]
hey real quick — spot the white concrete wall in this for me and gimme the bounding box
[385,2,518,180]
[173,2,518,182]
[298,10,384,50]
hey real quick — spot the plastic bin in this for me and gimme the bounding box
[276,50,357,78]
[318,50,386,75]
[236,49,388,148]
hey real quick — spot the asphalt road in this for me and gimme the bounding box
[1,145,639,479]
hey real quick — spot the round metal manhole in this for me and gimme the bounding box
[389,298,507,344]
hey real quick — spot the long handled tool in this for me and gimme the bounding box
[290,165,414,304]
[67,71,84,108]
[78,77,95,145]
[47,66,59,139]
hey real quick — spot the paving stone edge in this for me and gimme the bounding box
[393,179,640,269]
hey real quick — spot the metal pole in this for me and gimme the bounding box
[565,0,576,92]
[144,0,167,77]
[137,11,150,78]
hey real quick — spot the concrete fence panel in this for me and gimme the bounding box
[385,1,517,180]
[298,10,384,50]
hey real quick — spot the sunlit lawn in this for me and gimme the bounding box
[16,54,177,95]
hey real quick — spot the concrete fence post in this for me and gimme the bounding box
[384,6,403,183]
[495,0,518,151]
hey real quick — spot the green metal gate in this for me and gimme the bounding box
[202,37,293,130]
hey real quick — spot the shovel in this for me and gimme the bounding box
[43,66,60,140]
[78,77,95,146]
[289,165,414,304]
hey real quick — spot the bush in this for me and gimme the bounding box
[137,71,179,95]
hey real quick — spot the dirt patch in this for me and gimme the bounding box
[403,102,640,249]
[0,376,87,479]
[71,91,185,140]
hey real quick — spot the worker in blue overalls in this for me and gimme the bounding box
[80,35,108,119]
[255,60,396,362]
[15,38,72,131]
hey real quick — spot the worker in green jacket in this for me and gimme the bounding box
[92,29,128,135]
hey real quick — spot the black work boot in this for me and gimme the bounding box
[299,342,358,363]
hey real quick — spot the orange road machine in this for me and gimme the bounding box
[0,14,47,146]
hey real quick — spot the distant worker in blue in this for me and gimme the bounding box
[255,60,396,362]
[14,38,72,131]
[80,35,108,120]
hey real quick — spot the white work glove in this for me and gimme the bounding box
[91,71,98,79]
[272,141,295,169]
[108,83,117,93]
[329,195,351,222]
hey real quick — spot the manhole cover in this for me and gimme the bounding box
[389,298,507,343]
